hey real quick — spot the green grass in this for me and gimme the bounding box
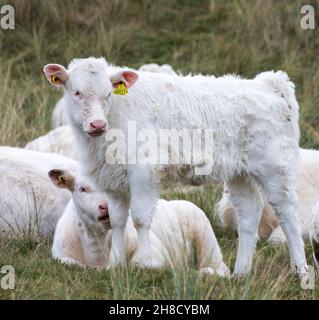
[0,0,319,299]
[0,186,318,300]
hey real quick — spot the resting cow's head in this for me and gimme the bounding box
[48,169,110,229]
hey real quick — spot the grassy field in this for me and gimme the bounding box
[0,0,319,299]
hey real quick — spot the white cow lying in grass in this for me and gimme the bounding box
[310,202,319,271]
[43,57,307,278]
[0,147,78,236]
[216,148,319,244]
[25,125,77,160]
[49,169,230,277]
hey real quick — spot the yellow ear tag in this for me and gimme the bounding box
[51,75,59,84]
[113,82,128,95]
[58,175,64,184]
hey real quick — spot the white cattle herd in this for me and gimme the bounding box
[1,59,319,281]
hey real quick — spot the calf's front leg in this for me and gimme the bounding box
[107,191,129,267]
[128,165,158,268]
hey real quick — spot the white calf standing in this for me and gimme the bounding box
[217,148,319,244]
[0,147,78,236]
[49,169,230,276]
[43,57,307,277]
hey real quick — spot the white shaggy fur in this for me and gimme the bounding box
[0,147,78,236]
[310,201,319,271]
[216,148,319,244]
[25,126,77,160]
[51,63,176,129]
[43,57,307,277]
[50,170,230,277]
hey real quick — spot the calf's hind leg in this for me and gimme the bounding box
[260,173,308,277]
[227,177,264,276]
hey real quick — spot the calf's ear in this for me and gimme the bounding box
[43,64,69,88]
[111,70,138,88]
[48,169,75,192]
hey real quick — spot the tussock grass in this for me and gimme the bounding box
[0,0,319,299]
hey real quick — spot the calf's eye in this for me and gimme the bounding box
[79,187,87,193]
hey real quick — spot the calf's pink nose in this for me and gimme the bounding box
[98,203,108,214]
[90,120,106,130]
